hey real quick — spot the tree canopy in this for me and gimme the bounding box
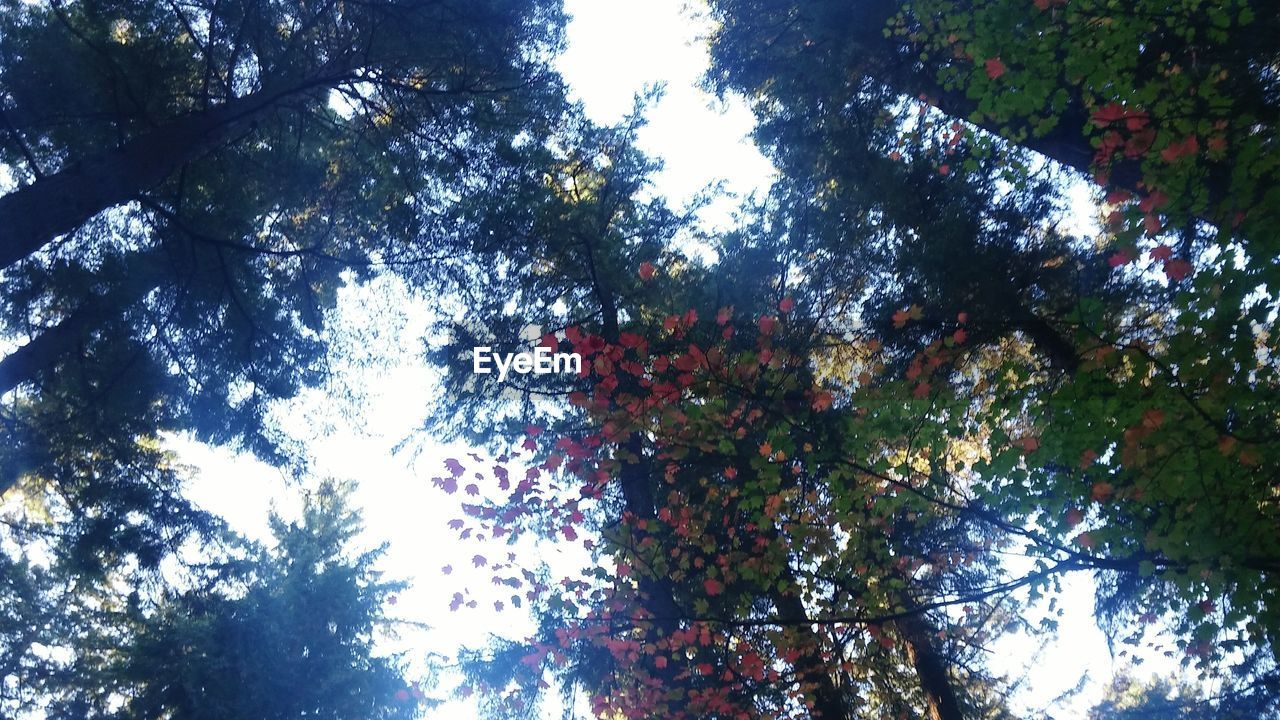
[1,0,1277,718]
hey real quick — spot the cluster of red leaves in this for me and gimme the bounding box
[428,302,897,718]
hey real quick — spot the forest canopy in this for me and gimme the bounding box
[0,0,1277,718]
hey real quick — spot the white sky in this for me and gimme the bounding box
[178,1,1191,717]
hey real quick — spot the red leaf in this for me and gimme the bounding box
[1090,482,1114,503]
[703,578,724,596]
[1160,135,1198,163]
[1143,214,1162,235]
[1163,258,1193,281]
[938,163,951,175]
[1091,103,1128,127]
[638,261,656,280]
[758,315,777,335]
[984,57,1006,79]
[778,296,795,313]
[1105,189,1132,204]
[1137,190,1169,213]
[1108,247,1135,268]
[811,391,833,411]
[1149,245,1173,262]
[1065,508,1084,528]
[1079,449,1098,469]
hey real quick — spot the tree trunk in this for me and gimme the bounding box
[0,66,351,272]
[772,587,854,719]
[0,254,164,396]
[897,611,965,720]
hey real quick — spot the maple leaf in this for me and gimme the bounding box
[703,578,724,596]
[1074,532,1096,549]
[952,328,968,345]
[758,441,773,457]
[472,554,488,568]
[938,163,951,175]
[437,477,458,494]
[1091,103,1129,127]
[1218,436,1237,455]
[1105,189,1132,205]
[758,315,777,335]
[716,306,733,325]
[1108,247,1135,268]
[638,261,655,280]
[444,458,465,476]
[1137,190,1170,213]
[442,565,452,575]
[1091,482,1114,503]
[464,483,479,496]
[448,519,465,530]
[811,391,833,411]
[1163,258,1193,281]
[1143,214,1163,235]
[778,296,795,313]
[913,382,931,398]
[1149,245,1174,262]
[1159,135,1198,163]
[561,525,577,541]
[1066,508,1084,528]
[1079,449,1099,469]
[984,57,1006,79]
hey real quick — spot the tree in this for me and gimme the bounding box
[0,0,568,491]
[38,479,422,719]
[702,0,1279,681]
[420,119,1040,719]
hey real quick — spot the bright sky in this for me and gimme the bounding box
[178,1,1188,717]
